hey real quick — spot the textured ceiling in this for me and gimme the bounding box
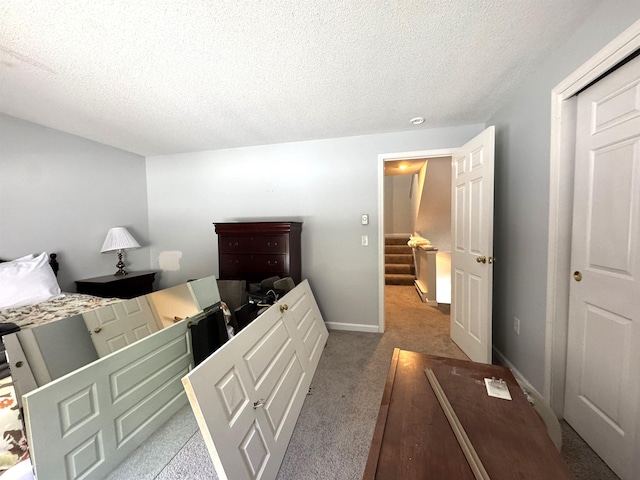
[0,1,602,156]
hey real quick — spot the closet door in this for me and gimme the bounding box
[182,280,328,480]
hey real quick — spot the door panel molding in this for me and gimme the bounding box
[182,280,328,480]
[545,19,640,425]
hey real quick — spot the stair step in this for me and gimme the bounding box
[385,244,412,255]
[385,254,413,264]
[385,237,410,246]
[385,264,414,274]
[385,274,415,285]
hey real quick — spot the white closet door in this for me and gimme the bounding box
[564,54,640,480]
[182,280,328,480]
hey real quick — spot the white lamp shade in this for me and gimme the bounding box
[101,227,141,253]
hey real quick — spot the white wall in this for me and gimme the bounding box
[487,0,640,392]
[384,175,413,235]
[146,124,483,331]
[414,158,451,251]
[0,114,151,291]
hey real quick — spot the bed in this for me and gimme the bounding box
[0,253,123,475]
[0,252,222,480]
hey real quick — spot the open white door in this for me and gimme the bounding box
[450,126,495,363]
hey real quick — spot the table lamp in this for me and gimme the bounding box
[101,227,141,276]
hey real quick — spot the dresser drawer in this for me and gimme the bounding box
[219,235,287,254]
[219,254,288,279]
[215,222,302,284]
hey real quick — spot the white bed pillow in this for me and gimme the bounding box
[0,253,63,310]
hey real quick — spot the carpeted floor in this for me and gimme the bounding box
[110,285,619,479]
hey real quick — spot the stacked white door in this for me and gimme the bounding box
[82,296,159,357]
[564,54,640,480]
[23,321,192,480]
[182,279,329,480]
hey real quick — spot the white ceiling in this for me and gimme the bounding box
[0,1,602,157]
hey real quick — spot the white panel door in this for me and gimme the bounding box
[450,126,495,363]
[182,280,328,480]
[83,296,159,357]
[24,321,192,480]
[564,55,640,480]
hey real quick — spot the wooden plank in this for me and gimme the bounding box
[430,357,572,479]
[364,350,572,480]
[425,368,490,480]
[371,350,475,480]
[362,348,400,480]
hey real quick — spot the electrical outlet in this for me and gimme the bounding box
[361,235,369,246]
[514,317,520,335]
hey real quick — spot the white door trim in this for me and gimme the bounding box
[377,148,455,333]
[545,18,640,415]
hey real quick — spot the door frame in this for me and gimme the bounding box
[377,148,454,333]
[545,18,640,415]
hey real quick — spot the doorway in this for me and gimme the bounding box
[377,149,454,334]
[378,127,495,364]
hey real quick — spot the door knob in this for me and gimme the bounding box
[93,327,102,334]
[279,304,289,313]
[476,256,487,264]
[573,271,582,282]
[253,399,265,409]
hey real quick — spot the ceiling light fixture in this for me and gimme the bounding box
[399,165,408,170]
[410,117,425,125]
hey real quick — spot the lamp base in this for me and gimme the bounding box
[114,250,129,276]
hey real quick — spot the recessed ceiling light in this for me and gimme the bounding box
[410,117,425,125]
[399,165,408,169]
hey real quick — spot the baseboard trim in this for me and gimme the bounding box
[414,280,437,306]
[492,347,542,399]
[493,346,563,449]
[325,322,380,333]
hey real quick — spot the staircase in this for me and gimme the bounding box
[385,237,415,285]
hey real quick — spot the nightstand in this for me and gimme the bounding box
[75,271,157,299]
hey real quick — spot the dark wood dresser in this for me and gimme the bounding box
[75,271,157,299]
[364,349,572,480]
[214,222,302,284]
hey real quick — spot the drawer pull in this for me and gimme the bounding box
[253,399,265,409]
[228,241,239,247]
[279,304,289,313]
[267,260,278,266]
[267,241,278,247]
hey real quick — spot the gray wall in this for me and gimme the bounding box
[146,125,483,331]
[0,114,151,291]
[384,175,413,235]
[487,1,640,391]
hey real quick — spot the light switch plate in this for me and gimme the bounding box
[361,214,369,225]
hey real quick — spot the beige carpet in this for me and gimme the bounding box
[130,284,620,479]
